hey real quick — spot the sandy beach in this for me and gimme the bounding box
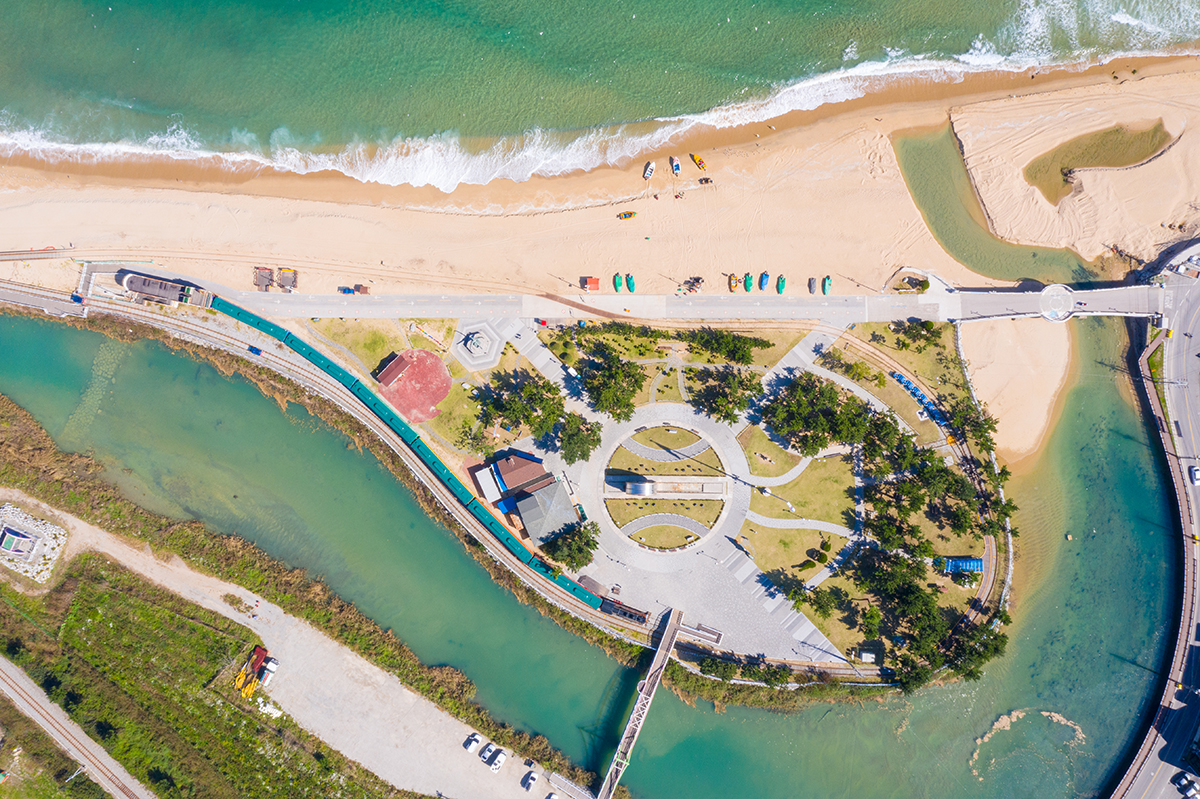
[2,54,1197,466]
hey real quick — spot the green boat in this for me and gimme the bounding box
[743,272,752,292]
[614,273,623,292]
[822,275,832,295]
[776,275,786,294]
[626,273,636,293]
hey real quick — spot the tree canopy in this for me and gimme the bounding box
[688,366,761,424]
[581,344,647,421]
[559,412,602,465]
[541,521,600,571]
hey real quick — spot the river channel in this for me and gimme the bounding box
[0,303,1176,798]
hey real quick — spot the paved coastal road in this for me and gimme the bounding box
[1114,272,1200,799]
[87,263,1163,324]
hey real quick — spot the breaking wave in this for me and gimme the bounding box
[1,8,1198,194]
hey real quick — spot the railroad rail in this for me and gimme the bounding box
[0,658,149,799]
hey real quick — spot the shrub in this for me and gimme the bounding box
[816,551,829,564]
[797,559,816,571]
[820,538,832,552]
[698,656,738,681]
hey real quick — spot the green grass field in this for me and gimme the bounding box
[748,455,855,525]
[608,445,724,477]
[737,424,801,478]
[631,426,702,450]
[1024,120,1171,204]
[311,318,409,374]
[0,556,414,799]
[630,524,699,549]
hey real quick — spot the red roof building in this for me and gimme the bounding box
[377,354,411,386]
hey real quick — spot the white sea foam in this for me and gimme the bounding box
[0,34,1198,194]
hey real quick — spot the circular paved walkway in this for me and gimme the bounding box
[621,438,712,462]
[621,513,711,541]
[580,403,752,573]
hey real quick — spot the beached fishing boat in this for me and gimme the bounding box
[691,154,706,170]
[759,271,769,291]
[643,161,655,180]
[822,275,832,295]
[777,275,786,294]
[808,277,817,294]
[670,156,681,176]
[626,273,636,293]
[617,211,636,219]
[614,273,624,292]
[729,274,739,292]
[743,272,752,292]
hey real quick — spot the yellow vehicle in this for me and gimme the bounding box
[946,434,958,445]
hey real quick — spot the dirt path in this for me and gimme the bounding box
[0,488,552,799]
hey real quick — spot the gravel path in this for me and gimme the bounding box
[620,439,712,462]
[0,488,556,799]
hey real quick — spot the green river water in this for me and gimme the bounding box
[0,307,1176,797]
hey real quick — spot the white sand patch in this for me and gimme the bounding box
[960,318,1071,463]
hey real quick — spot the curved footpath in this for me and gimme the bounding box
[0,488,561,799]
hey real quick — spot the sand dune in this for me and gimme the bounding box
[953,70,1200,261]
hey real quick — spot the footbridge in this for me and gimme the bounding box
[596,608,684,799]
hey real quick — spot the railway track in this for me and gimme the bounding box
[0,661,146,799]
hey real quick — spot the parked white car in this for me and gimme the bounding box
[1190,465,1200,486]
[479,743,496,763]
[464,733,481,753]
[523,771,539,791]
[489,751,506,773]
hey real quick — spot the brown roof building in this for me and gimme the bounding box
[376,354,411,387]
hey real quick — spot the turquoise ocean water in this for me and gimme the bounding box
[0,310,1176,798]
[0,0,1198,190]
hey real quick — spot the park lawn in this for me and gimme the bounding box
[1024,120,1171,204]
[631,364,656,407]
[584,329,665,361]
[748,329,806,369]
[738,424,801,478]
[400,318,457,351]
[445,356,470,381]
[841,322,968,405]
[608,445,724,476]
[311,318,409,373]
[606,499,724,528]
[632,426,702,450]
[540,329,582,367]
[742,521,838,584]
[800,571,878,660]
[749,454,856,526]
[424,380,481,447]
[654,369,685,403]
[630,524,699,549]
